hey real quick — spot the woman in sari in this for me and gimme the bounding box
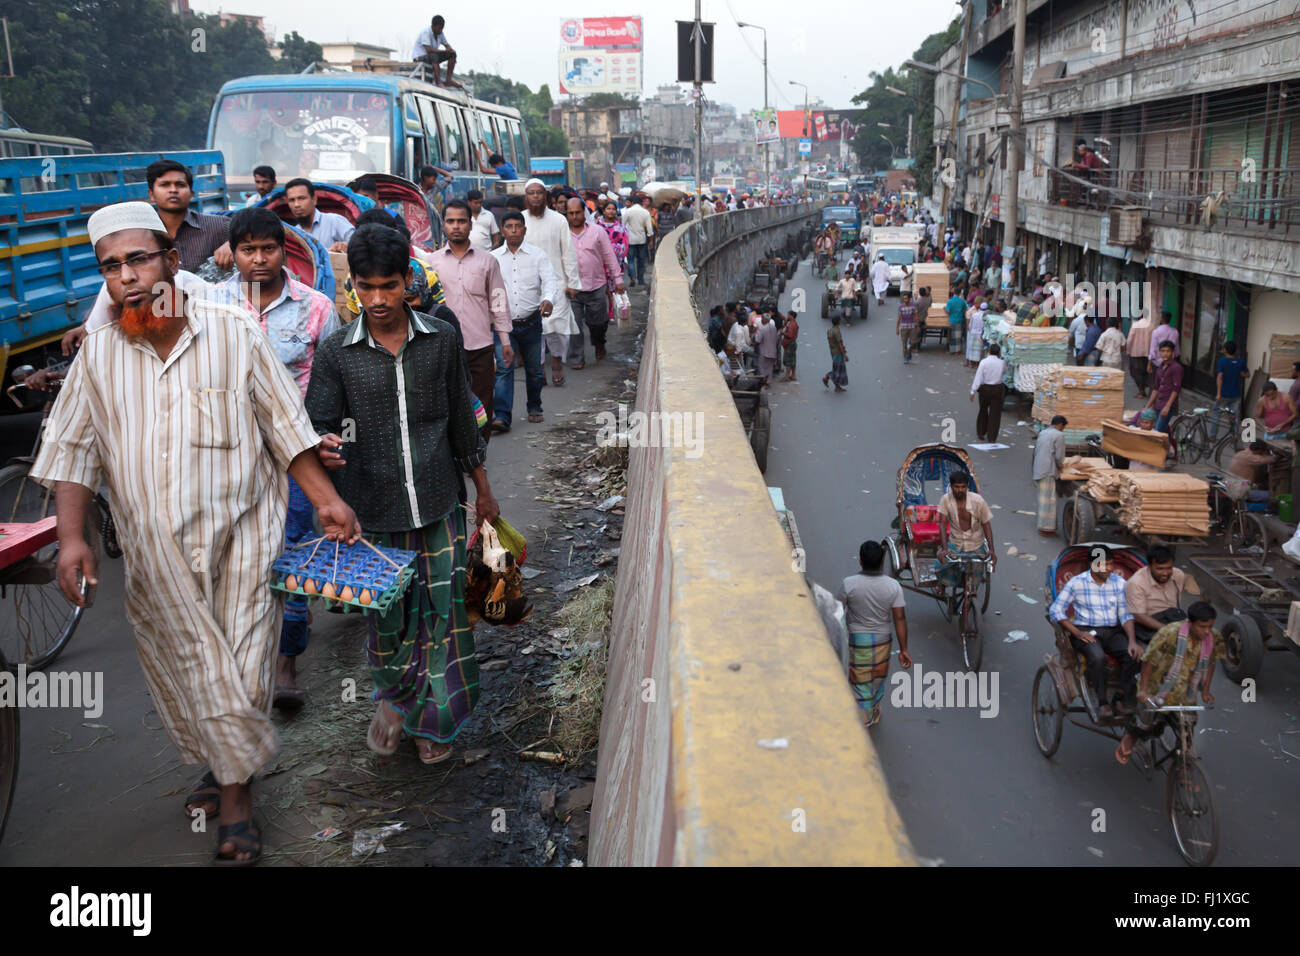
[836,541,913,726]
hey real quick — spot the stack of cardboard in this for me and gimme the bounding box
[912,263,951,327]
[1115,472,1210,537]
[1269,333,1300,377]
[1033,366,1126,430]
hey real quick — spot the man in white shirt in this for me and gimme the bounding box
[969,342,1007,442]
[284,178,354,252]
[521,179,581,383]
[1068,307,1089,363]
[490,210,557,430]
[621,198,654,287]
[411,14,460,88]
[466,189,501,252]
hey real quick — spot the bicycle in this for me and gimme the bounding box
[1205,473,1268,557]
[1140,705,1218,867]
[1169,405,1243,466]
[0,364,120,670]
[938,553,992,671]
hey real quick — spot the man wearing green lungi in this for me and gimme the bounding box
[307,223,500,765]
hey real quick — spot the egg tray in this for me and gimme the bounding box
[269,540,417,614]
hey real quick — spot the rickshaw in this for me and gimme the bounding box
[885,444,991,670]
[1031,543,1219,866]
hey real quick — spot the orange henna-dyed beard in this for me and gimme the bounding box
[118,285,182,338]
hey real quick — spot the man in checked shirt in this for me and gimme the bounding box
[1049,544,1142,717]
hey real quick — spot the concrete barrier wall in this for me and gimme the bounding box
[590,205,914,866]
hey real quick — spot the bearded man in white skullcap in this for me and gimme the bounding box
[29,202,361,865]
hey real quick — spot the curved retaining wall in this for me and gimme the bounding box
[589,206,915,866]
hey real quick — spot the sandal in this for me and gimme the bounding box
[366,703,402,756]
[214,818,263,867]
[415,738,454,765]
[184,770,221,819]
[551,374,565,386]
[1115,738,1134,765]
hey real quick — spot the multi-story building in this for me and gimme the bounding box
[934,0,1300,392]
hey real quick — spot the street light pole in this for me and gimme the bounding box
[789,80,809,203]
[1001,0,1027,291]
[738,21,770,198]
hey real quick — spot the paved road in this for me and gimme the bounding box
[766,253,1300,867]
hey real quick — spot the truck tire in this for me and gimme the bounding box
[776,274,786,293]
[1220,614,1264,684]
[1058,495,1096,545]
[751,406,772,473]
[821,292,830,319]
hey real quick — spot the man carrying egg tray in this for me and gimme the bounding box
[30,202,364,866]
[306,223,502,767]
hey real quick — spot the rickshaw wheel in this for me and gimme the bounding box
[960,600,983,671]
[1031,665,1064,757]
[1166,758,1218,867]
[978,572,991,614]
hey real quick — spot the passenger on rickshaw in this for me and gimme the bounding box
[1048,544,1142,718]
[1124,544,1187,645]
[1115,602,1224,764]
[936,471,997,587]
[813,230,834,270]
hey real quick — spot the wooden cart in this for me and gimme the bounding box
[1186,554,1300,683]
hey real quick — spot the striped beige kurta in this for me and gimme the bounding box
[31,296,321,784]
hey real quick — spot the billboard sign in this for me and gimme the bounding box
[560,16,643,95]
[798,138,812,155]
[754,108,779,145]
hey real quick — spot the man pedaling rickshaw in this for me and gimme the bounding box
[1114,601,1225,765]
[813,229,835,276]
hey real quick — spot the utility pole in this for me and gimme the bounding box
[1002,0,1027,291]
[906,113,913,159]
[941,1,972,234]
[692,1,704,219]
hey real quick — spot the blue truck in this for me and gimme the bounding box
[0,150,228,392]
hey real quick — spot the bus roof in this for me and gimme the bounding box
[216,73,522,119]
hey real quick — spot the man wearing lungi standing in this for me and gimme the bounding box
[306,224,500,767]
[34,202,361,865]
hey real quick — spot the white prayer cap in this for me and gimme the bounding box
[524,178,546,190]
[87,201,167,248]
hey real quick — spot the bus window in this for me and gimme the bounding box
[416,96,444,169]
[436,101,466,170]
[210,90,392,187]
[480,114,497,155]
[509,120,527,174]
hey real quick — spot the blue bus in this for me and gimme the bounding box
[207,72,530,206]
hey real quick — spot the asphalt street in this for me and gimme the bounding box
[766,252,1300,867]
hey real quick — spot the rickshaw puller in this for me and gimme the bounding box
[936,471,997,588]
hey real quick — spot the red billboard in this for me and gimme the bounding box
[774,109,861,141]
[559,16,643,50]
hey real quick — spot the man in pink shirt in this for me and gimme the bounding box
[432,199,513,441]
[564,196,625,365]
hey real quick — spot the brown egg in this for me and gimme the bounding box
[340,585,355,602]
[321,582,337,602]
[359,589,373,605]
[285,574,298,591]
[303,578,319,595]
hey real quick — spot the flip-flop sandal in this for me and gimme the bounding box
[415,739,454,765]
[366,703,402,756]
[273,685,305,711]
[184,770,221,819]
[214,818,262,867]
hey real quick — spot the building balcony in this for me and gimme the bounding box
[1045,167,1298,238]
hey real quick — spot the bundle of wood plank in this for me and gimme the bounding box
[911,263,951,327]
[1059,456,1124,499]
[1033,365,1126,430]
[1007,325,1069,367]
[1115,472,1210,537]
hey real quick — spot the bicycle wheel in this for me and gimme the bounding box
[979,569,991,614]
[1170,416,1206,464]
[0,689,16,846]
[1031,665,1064,757]
[960,596,983,671]
[1166,758,1218,867]
[0,464,86,670]
[1226,512,1266,557]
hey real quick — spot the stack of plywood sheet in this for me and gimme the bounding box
[1115,472,1210,537]
[1100,419,1169,467]
[911,263,951,327]
[1033,365,1126,430]
[1008,326,1070,366]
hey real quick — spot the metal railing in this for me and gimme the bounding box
[1046,167,1299,235]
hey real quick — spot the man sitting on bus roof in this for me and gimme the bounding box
[284,178,355,253]
[411,14,461,89]
[476,143,517,180]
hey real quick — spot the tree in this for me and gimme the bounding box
[581,93,638,108]
[277,32,323,75]
[463,71,569,158]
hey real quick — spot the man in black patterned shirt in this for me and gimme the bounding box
[306,224,500,766]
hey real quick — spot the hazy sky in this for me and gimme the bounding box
[193,0,962,114]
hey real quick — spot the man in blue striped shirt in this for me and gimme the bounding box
[1049,544,1142,716]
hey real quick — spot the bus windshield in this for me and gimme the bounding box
[824,206,857,222]
[212,89,392,189]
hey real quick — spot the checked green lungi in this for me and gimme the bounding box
[366,508,479,743]
[849,631,893,726]
[1036,476,1057,532]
